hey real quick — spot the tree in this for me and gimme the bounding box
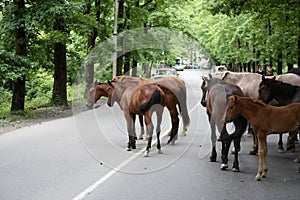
[11,0,27,111]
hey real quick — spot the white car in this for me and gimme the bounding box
[152,68,178,80]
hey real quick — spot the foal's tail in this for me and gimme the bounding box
[139,88,162,113]
[179,87,190,128]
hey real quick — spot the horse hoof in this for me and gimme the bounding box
[220,164,228,170]
[210,157,217,162]
[232,168,240,172]
[255,176,261,181]
[277,148,284,153]
[126,147,131,151]
[249,149,257,155]
[143,151,150,157]
[158,149,163,154]
[287,145,297,152]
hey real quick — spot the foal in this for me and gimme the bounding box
[224,95,300,180]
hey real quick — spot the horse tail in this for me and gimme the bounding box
[179,87,190,127]
[139,88,161,113]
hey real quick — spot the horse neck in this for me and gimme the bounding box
[236,98,264,122]
[271,82,295,105]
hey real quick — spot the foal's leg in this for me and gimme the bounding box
[250,128,258,155]
[255,133,268,181]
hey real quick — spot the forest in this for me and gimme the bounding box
[0,0,299,117]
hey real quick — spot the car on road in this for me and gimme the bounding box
[211,65,227,73]
[152,68,178,79]
[173,64,185,71]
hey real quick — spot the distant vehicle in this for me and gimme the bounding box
[173,64,185,71]
[211,65,227,73]
[152,68,178,80]
[192,63,199,69]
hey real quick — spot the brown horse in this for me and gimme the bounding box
[112,75,190,136]
[224,95,300,180]
[201,75,247,171]
[129,82,180,156]
[213,71,300,153]
[86,80,148,140]
[107,80,180,155]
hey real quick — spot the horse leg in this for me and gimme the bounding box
[167,107,179,145]
[232,138,241,172]
[210,122,217,162]
[249,130,258,155]
[144,113,154,157]
[277,133,284,152]
[286,130,297,152]
[255,132,268,181]
[155,106,163,154]
[125,113,136,151]
[138,115,145,140]
[220,140,230,170]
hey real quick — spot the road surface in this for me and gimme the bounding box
[0,70,299,200]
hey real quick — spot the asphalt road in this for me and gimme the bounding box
[0,70,299,200]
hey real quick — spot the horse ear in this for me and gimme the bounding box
[94,80,99,86]
[272,76,276,80]
[208,73,213,79]
[234,95,238,101]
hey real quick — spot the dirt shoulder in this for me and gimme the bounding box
[0,100,105,135]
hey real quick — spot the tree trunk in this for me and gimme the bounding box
[124,52,130,75]
[52,16,67,105]
[84,0,100,97]
[116,0,124,76]
[132,58,137,77]
[277,51,283,74]
[11,0,26,111]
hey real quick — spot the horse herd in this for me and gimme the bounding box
[85,71,300,181]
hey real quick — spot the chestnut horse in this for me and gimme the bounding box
[86,80,146,140]
[129,82,180,156]
[112,75,190,136]
[224,95,300,180]
[201,75,247,171]
[107,80,180,156]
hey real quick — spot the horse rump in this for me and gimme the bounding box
[139,89,162,113]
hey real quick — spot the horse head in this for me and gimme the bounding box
[224,95,239,122]
[258,75,276,104]
[86,82,112,109]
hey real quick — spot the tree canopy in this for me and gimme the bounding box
[0,0,299,113]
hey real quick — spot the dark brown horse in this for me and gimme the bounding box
[224,95,300,180]
[201,75,247,171]
[259,75,299,151]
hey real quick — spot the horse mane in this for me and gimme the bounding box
[238,96,266,107]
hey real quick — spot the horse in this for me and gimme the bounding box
[224,95,300,180]
[107,80,181,156]
[112,75,190,136]
[201,75,248,171]
[213,71,300,154]
[129,82,181,157]
[86,80,147,140]
[259,75,299,151]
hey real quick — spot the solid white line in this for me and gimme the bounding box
[73,101,201,200]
